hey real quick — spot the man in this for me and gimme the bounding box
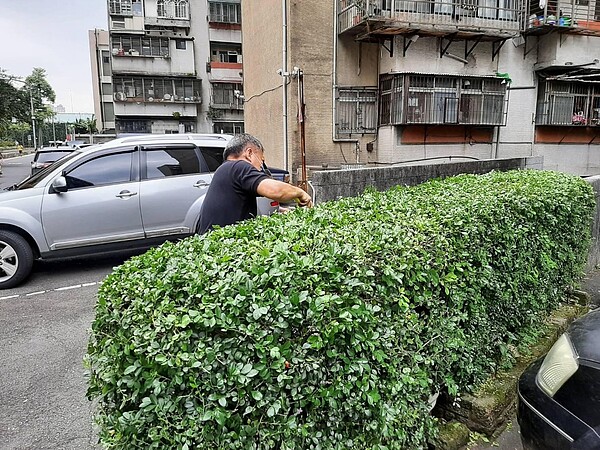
[197,133,312,234]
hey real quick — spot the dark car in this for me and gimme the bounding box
[31,147,77,175]
[518,308,600,449]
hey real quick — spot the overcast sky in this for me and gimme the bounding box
[0,0,108,113]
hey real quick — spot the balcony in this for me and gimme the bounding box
[523,0,600,36]
[210,101,244,111]
[338,0,523,40]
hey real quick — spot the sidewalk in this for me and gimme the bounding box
[1,147,34,158]
[469,268,600,449]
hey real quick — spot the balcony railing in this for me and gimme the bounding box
[210,101,244,110]
[339,0,523,37]
[524,0,600,36]
[114,92,201,103]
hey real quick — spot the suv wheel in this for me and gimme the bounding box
[0,230,34,289]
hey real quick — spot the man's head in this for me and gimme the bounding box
[224,133,265,170]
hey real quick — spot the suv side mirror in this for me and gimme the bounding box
[50,176,68,194]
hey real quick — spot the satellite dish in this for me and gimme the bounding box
[114,92,126,101]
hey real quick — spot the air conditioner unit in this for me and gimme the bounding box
[114,92,126,101]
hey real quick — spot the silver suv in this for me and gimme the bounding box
[0,134,276,289]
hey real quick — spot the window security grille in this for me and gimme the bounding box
[109,0,132,15]
[157,0,189,19]
[211,83,243,108]
[113,77,201,103]
[379,74,507,126]
[213,122,245,134]
[536,81,600,126]
[335,88,378,136]
[112,36,170,57]
[209,1,242,23]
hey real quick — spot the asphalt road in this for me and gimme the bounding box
[0,155,142,449]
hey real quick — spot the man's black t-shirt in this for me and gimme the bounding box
[197,160,268,234]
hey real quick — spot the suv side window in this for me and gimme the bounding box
[143,146,207,179]
[199,147,224,172]
[65,152,134,189]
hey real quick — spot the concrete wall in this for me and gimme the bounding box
[309,156,543,203]
[241,0,286,168]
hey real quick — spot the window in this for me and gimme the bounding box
[144,148,203,179]
[379,73,507,126]
[157,0,189,19]
[209,1,242,24]
[65,152,133,189]
[336,88,378,136]
[210,44,242,63]
[109,0,132,15]
[213,122,244,134]
[112,35,169,57]
[199,147,225,172]
[379,74,405,125]
[536,80,600,126]
[175,0,188,18]
[118,120,150,133]
[211,83,243,108]
[113,77,201,103]
[175,39,186,50]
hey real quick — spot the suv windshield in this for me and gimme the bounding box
[13,151,81,190]
[35,149,74,164]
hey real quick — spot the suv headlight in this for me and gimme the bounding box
[536,333,578,397]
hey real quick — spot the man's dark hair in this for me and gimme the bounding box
[223,133,264,160]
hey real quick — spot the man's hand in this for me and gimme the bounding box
[257,178,313,208]
[296,190,313,208]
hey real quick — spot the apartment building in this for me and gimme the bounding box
[242,0,600,176]
[90,0,244,135]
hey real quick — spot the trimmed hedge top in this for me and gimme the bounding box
[86,170,594,450]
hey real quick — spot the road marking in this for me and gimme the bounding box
[55,284,82,291]
[0,281,101,300]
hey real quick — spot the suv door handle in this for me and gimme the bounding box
[193,181,210,188]
[116,190,138,198]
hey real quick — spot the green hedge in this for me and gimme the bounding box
[86,170,594,450]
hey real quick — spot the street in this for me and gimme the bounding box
[0,155,142,449]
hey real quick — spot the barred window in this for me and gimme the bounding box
[209,1,242,24]
[157,0,189,19]
[112,35,170,57]
[379,74,507,126]
[536,80,600,126]
[211,83,243,108]
[113,77,201,103]
[335,87,378,136]
[109,0,132,15]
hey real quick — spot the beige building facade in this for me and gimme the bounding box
[242,0,600,178]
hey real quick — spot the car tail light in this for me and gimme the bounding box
[536,333,578,397]
[270,201,279,207]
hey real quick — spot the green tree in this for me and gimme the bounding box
[24,68,56,126]
[0,69,29,130]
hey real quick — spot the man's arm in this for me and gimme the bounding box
[256,178,313,207]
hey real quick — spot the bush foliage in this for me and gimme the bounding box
[86,170,595,449]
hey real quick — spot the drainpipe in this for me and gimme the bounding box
[332,1,338,142]
[282,0,289,172]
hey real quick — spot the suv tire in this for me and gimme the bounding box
[0,230,34,289]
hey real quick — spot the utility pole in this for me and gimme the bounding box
[28,88,37,150]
